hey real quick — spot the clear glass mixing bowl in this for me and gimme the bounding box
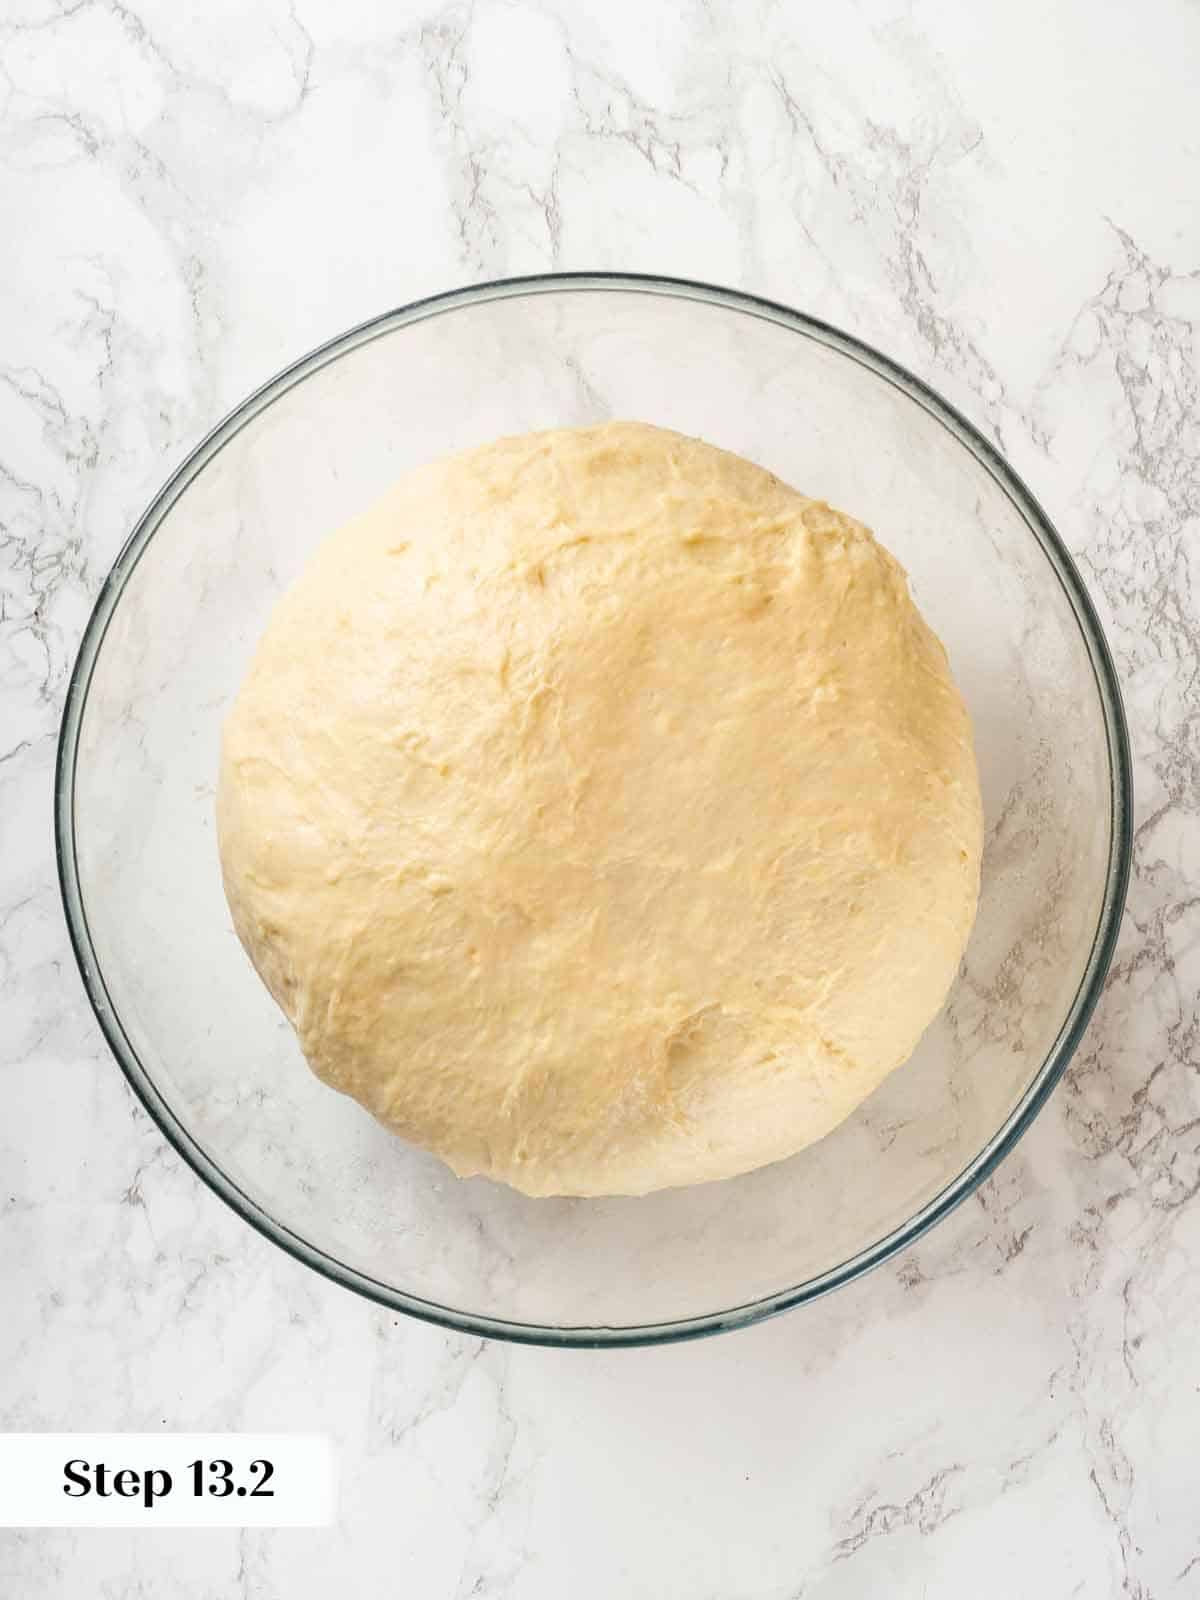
[56,275,1131,1345]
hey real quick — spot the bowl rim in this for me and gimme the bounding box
[55,270,1133,1348]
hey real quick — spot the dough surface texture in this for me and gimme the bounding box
[218,422,982,1197]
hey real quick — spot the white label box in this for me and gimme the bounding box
[0,1434,337,1528]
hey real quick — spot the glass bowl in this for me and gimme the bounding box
[56,274,1131,1346]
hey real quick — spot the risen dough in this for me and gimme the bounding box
[218,422,982,1197]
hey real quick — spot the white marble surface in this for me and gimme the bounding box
[1,0,1197,1593]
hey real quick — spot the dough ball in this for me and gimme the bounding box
[217,422,982,1197]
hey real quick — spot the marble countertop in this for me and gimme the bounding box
[2,1,1197,1594]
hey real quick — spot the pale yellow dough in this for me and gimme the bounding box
[217,422,982,1197]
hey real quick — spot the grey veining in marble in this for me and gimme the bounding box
[1,1,1197,1595]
